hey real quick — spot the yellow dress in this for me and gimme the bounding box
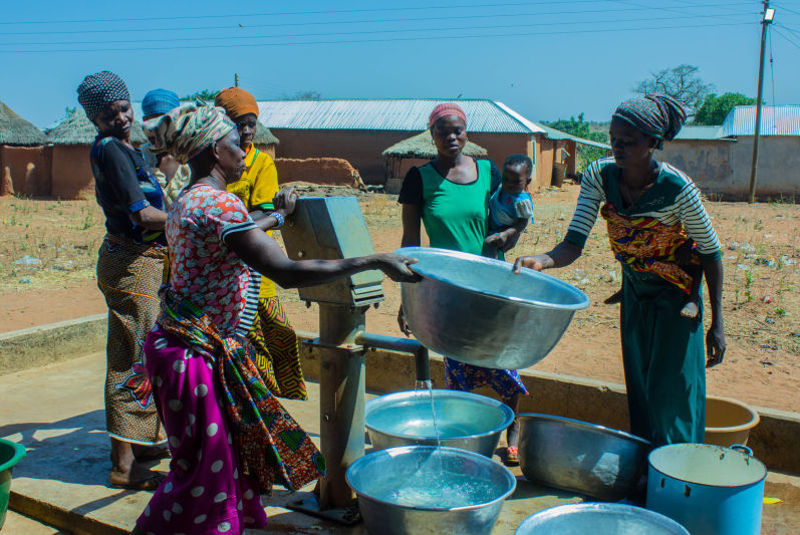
[226,144,306,400]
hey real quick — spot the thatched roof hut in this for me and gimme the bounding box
[254,122,279,146]
[382,130,487,159]
[45,108,148,146]
[0,100,46,146]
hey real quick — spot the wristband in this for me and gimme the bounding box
[267,211,285,229]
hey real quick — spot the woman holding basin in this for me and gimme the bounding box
[131,103,419,534]
[514,94,726,446]
[398,102,528,465]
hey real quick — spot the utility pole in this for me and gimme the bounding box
[748,1,775,203]
[234,73,239,87]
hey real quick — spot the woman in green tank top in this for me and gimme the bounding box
[397,103,529,465]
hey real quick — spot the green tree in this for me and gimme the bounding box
[693,92,756,125]
[634,64,712,112]
[180,89,220,103]
[546,113,608,171]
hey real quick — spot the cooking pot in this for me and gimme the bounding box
[646,443,766,535]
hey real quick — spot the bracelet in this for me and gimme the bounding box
[267,211,285,229]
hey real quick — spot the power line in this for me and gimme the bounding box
[772,3,800,16]
[0,13,756,47]
[0,20,753,54]
[773,27,800,49]
[0,4,756,37]
[0,0,755,25]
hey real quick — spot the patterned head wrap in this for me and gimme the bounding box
[143,104,236,164]
[428,103,467,128]
[612,94,687,149]
[142,88,181,118]
[76,71,131,121]
[214,87,259,120]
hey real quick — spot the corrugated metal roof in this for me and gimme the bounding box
[257,99,541,133]
[534,122,611,149]
[719,105,800,137]
[674,125,725,140]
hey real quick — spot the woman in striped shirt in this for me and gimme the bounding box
[514,95,726,446]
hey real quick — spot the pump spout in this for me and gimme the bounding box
[354,331,430,385]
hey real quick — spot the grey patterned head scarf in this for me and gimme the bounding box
[77,71,131,121]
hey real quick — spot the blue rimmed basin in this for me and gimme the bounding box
[396,247,589,369]
[346,445,516,535]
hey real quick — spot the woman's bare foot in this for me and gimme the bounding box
[109,465,165,490]
[604,289,624,305]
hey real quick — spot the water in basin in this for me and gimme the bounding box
[369,469,499,509]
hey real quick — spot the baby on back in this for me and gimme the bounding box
[484,154,534,260]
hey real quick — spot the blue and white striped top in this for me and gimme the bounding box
[565,158,722,260]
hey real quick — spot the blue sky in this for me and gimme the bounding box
[2,0,799,128]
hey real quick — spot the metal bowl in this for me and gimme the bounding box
[396,247,589,369]
[515,503,689,535]
[346,445,516,535]
[365,389,514,457]
[518,413,651,501]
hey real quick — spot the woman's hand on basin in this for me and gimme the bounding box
[375,254,421,283]
[273,187,298,216]
[397,305,412,336]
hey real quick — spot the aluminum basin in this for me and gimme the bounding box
[515,503,689,535]
[396,247,589,369]
[365,389,514,457]
[346,445,516,535]
[518,413,651,501]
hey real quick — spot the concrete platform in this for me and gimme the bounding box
[1,353,798,534]
[2,510,68,534]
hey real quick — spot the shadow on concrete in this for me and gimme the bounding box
[508,477,583,502]
[2,409,114,487]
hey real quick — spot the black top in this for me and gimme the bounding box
[89,136,166,245]
[398,158,502,205]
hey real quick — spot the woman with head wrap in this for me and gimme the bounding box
[214,87,305,401]
[514,94,726,446]
[398,102,528,465]
[141,88,190,206]
[134,104,418,535]
[77,71,169,490]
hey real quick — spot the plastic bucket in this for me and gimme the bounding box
[0,438,26,529]
[705,396,760,447]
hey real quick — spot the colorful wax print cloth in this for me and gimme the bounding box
[90,135,167,246]
[601,202,700,294]
[247,296,307,400]
[166,184,260,337]
[96,234,166,445]
[444,359,528,400]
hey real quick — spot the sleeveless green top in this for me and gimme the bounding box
[419,159,492,256]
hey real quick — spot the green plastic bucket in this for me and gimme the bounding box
[0,438,26,529]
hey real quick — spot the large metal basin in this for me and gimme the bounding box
[518,413,651,501]
[515,503,689,535]
[396,247,589,369]
[346,445,516,535]
[365,389,514,457]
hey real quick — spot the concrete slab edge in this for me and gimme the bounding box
[0,314,107,376]
[10,492,125,535]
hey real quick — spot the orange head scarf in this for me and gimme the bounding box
[214,87,259,120]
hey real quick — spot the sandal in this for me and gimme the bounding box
[505,446,519,467]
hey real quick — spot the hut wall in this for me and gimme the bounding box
[253,143,277,159]
[50,145,94,200]
[0,145,51,197]
[275,157,359,186]
[533,135,555,190]
[465,132,532,170]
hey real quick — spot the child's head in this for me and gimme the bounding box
[502,154,533,194]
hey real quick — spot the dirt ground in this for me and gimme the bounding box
[1,184,797,412]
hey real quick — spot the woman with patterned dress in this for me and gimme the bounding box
[133,104,418,535]
[214,87,306,401]
[514,95,726,446]
[398,103,528,464]
[77,71,168,490]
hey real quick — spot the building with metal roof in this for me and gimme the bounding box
[660,105,800,199]
[257,99,606,188]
